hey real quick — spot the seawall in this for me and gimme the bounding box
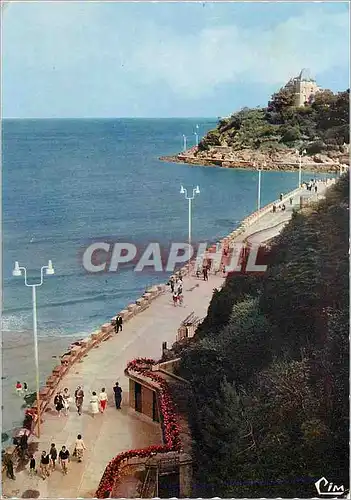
[14,183,318,438]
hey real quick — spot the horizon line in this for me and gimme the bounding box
[2,116,219,121]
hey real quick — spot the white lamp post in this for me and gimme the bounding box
[194,124,199,147]
[182,135,187,152]
[257,161,265,211]
[12,260,55,438]
[180,185,200,274]
[296,149,307,188]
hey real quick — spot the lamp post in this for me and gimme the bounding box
[296,149,306,188]
[180,185,200,274]
[12,260,55,438]
[194,124,199,147]
[182,135,187,152]
[257,161,265,211]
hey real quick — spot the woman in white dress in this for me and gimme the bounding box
[90,391,99,417]
[62,387,71,416]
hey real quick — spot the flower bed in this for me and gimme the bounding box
[95,357,181,498]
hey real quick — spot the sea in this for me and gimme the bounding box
[1,117,330,442]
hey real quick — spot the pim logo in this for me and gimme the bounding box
[315,477,345,496]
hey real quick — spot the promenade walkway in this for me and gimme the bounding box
[2,184,329,499]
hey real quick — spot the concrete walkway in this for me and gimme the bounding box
[2,183,330,499]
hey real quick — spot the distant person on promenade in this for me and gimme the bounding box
[99,388,108,413]
[29,454,36,476]
[23,382,28,393]
[19,431,28,460]
[15,381,22,396]
[177,289,183,306]
[289,197,293,205]
[272,204,276,213]
[281,204,286,212]
[49,443,57,470]
[74,434,86,463]
[115,315,123,333]
[54,392,64,417]
[59,446,70,475]
[2,451,15,480]
[314,184,318,193]
[90,391,99,417]
[203,266,208,281]
[279,193,283,201]
[172,290,178,306]
[75,386,84,416]
[169,276,175,293]
[113,382,122,409]
[62,387,72,415]
[40,451,50,479]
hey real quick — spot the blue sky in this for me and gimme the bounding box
[2,1,350,118]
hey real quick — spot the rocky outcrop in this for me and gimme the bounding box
[160,146,349,173]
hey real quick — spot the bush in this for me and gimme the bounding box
[306,140,324,154]
[280,125,301,143]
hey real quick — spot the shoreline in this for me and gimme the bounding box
[159,153,346,174]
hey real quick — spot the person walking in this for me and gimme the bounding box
[62,387,71,416]
[40,451,50,480]
[2,451,15,480]
[113,382,122,409]
[15,381,22,396]
[90,391,99,417]
[29,454,36,476]
[169,276,175,293]
[203,266,208,281]
[54,392,64,417]
[75,386,84,416]
[49,443,57,470]
[58,446,70,475]
[19,432,28,461]
[99,388,108,413]
[115,315,123,333]
[74,434,86,463]
[289,197,293,205]
[172,289,178,306]
[279,193,283,201]
[23,382,28,394]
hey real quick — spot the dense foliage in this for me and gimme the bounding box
[199,88,349,153]
[177,176,349,497]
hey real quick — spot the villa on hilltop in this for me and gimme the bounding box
[283,68,321,107]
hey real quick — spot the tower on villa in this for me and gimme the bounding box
[284,69,320,107]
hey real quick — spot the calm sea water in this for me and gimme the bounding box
[1,118,327,435]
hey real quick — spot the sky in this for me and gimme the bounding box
[1,1,350,118]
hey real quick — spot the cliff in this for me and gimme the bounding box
[161,88,350,172]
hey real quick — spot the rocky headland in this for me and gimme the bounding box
[160,86,350,173]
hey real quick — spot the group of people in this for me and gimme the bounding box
[114,314,123,333]
[168,274,184,306]
[303,178,318,192]
[15,381,28,396]
[30,435,87,479]
[53,383,123,418]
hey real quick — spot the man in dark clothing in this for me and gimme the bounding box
[75,386,84,415]
[19,433,28,460]
[2,452,15,480]
[115,315,123,333]
[113,382,122,409]
[203,266,208,281]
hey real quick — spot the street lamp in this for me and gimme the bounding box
[194,124,199,147]
[182,134,187,152]
[180,185,200,274]
[296,149,307,188]
[256,161,265,211]
[12,260,55,438]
